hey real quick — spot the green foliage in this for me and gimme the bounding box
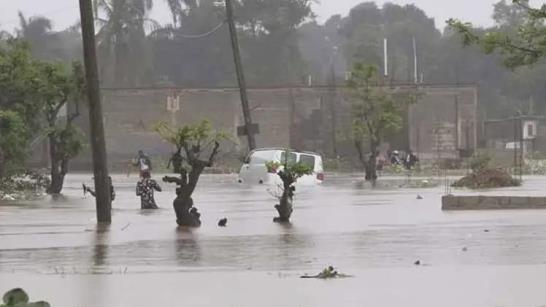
[266,157,312,179]
[0,171,50,198]
[447,0,546,69]
[151,0,314,87]
[39,59,86,193]
[0,40,43,127]
[347,63,411,157]
[282,162,313,180]
[265,160,281,173]
[154,120,229,171]
[49,124,85,161]
[1,288,50,307]
[0,41,44,180]
[267,149,313,186]
[0,111,27,178]
[339,3,440,81]
[0,39,85,189]
[155,120,228,150]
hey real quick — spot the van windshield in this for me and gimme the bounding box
[249,151,277,164]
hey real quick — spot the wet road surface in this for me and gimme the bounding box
[2,173,546,306]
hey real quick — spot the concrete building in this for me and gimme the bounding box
[483,115,546,156]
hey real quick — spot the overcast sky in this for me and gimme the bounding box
[0,0,542,32]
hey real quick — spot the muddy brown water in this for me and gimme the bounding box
[2,174,546,307]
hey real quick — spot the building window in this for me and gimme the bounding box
[528,124,535,137]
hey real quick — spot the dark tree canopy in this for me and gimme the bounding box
[448,0,546,69]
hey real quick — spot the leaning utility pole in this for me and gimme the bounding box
[79,0,112,223]
[225,0,256,150]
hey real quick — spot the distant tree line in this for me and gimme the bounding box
[3,1,544,119]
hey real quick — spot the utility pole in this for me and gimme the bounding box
[412,36,418,84]
[225,0,256,150]
[79,0,111,223]
[329,52,338,157]
[383,38,388,77]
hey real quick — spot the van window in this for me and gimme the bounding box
[299,154,316,169]
[249,151,276,164]
[280,151,298,165]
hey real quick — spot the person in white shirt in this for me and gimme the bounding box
[132,150,152,177]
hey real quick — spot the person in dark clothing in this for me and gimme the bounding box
[404,150,419,170]
[136,171,162,209]
[83,176,116,201]
[132,150,152,177]
[390,150,401,165]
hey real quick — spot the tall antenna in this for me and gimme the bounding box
[383,38,388,77]
[412,37,418,84]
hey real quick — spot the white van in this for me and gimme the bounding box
[238,148,324,185]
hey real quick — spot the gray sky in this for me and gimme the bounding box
[0,0,542,32]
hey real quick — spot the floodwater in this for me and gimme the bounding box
[2,173,546,307]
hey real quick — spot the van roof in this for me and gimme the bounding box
[252,148,321,157]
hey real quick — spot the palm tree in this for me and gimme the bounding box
[93,0,159,85]
[164,0,197,28]
[16,12,56,59]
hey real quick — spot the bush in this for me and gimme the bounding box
[0,170,49,199]
[452,168,520,189]
[1,288,50,307]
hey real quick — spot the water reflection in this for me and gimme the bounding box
[174,228,201,267]
[50,194,69,202]
[92,224,110,269]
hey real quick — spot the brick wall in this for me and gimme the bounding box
[62,85,477,168]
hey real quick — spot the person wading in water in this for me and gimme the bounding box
[83,176,116,201]
[132,150,152,177]
[136,171,162,209]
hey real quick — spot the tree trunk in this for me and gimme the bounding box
[48,170,65,194]
[165,167,204,227]
[365,155,377,182]
[46,137,68,194]
[274,173,295,222]
[365,141,379,186]
[274,189,293,223]
[47,136,60,194]
[173,192,201,227]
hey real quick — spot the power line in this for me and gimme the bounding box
[150,21,226,40]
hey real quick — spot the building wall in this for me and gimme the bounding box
[67,85,478,168]
[408,86,478,159]
[483,118,546,155]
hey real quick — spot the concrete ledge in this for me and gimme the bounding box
[442,195,546,210]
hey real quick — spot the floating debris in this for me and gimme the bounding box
[121,223,131,231]
[300,266,352,279]
[416,195,423,200]
[218,218,228,227]
[414,260,421,266]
